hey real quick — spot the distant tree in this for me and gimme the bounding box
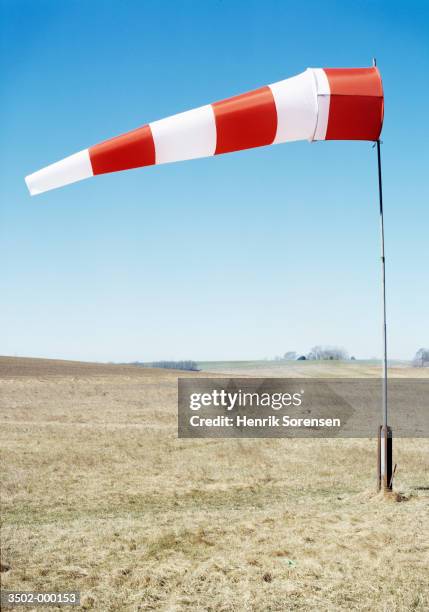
[283,351,297,360]
[307,346,348,361]
[151,360,199,371]
[412,348,429,367]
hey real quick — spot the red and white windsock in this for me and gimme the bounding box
[25,67,383,195]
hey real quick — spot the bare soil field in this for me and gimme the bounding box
[0,357,168,378]
[1,357,428,611]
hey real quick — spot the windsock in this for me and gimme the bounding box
[25,67,383,195]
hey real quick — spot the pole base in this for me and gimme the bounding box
[377,425,393,491]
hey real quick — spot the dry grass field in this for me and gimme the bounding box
[1,357,428,611]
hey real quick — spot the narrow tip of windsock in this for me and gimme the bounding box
[25,174,40,196]
[25,149,94,196]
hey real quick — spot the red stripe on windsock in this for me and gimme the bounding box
[324,68,383,141]
[213,86,277,155]
[89,125,156,175]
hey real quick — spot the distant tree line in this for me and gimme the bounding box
[150,360,200,371]
[307,346,349,360]
[279,346,429,365]
[277,346,351,361]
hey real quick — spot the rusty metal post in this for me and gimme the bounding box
[378,424,393,491]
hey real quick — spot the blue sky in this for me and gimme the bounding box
[1,0,428,362]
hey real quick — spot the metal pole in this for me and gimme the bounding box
[372,57,392,492]
[377,139,388,431]
[376,137,392,491]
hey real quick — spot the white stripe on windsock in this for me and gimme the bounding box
[150,104,216,164]
[269,69,318,143]
[311,68,331,141]
[25,149,93,196]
